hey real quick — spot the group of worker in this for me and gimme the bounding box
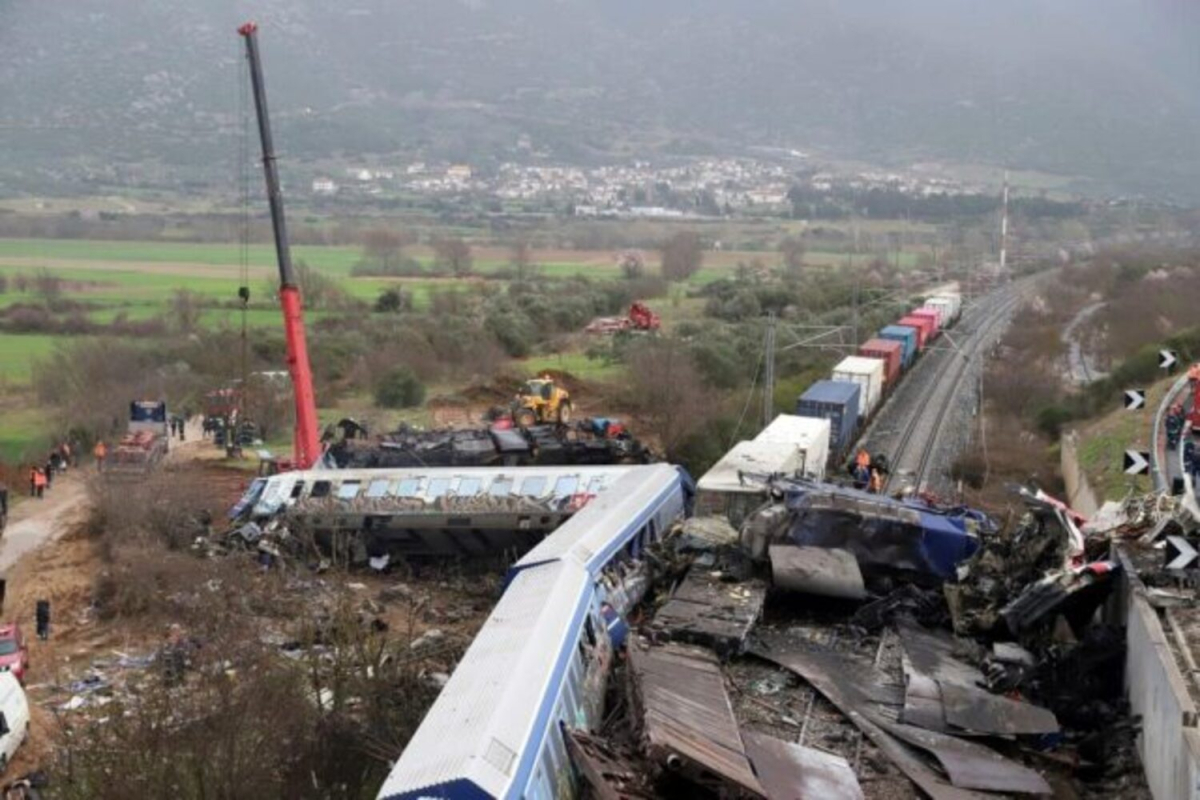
[851,449,886,494]
[28,441,73,499]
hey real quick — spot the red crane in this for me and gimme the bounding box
[238,22,321,469]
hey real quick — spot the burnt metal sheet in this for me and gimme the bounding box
[650,570,766,656]
[898,622,987,687]
[753,644,990,800]
[742,730,864,800]
[939,680,1059,736]
[564,729,656,800]
[899,623,1059,736]
[769,545,866,599]
[628,643,765,797]
[901,657,947,732]
[756,642,1051,796]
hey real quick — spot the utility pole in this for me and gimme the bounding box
[851,279,860,349]
[999,169,1010,273]
[762,312,777,428]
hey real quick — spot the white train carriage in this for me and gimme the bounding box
[378,464,688,800]
[508,463,688,579]
[230,465,641,558]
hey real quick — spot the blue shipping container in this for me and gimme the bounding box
[796,380,861,456]
[879,325,918,369]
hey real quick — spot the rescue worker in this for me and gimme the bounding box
[35,599,50,641]
[93,440,107,472]
[59,441,71,473]
[868,467,884,494]
[855,449,871,471]
[30,467,46,499]
[1188,433,1200,487]
[43,457,54,489]
[852,463,871,490]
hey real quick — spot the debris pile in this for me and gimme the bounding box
[564,482,1154,799]
[327,420,653,469]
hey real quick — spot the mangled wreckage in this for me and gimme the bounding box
[326,420,653,470]
[371,470,1151,799]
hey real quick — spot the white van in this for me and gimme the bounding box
[0,672,30,771]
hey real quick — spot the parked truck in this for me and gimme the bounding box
[108,401,170,474]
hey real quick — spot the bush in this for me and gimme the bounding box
[374,367,426,409]
[374,288,412,313]
[1035,404,1076,439]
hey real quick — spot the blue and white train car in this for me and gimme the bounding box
[378,464,687,800]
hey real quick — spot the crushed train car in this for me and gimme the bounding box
[325,420,653,470]
[743,478,994,592]
[229,465,687,561]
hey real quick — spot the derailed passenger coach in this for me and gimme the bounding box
[377,464,688,800]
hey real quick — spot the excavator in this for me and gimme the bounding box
[238,22,321,470]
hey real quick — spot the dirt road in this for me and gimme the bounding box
[0,473,88,575]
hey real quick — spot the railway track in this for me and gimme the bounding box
[883,281,1032,494]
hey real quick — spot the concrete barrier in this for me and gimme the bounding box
[1115,549,1200,799]
[1061,430,1100,517]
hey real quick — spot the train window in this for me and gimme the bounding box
[520,476,547,497]
[587,476,605,494]
[337,481,362,500]
[489,478,513,497]
[553,475,579,497]
[310,481,331,498]
[289,481,305,499]
[427,478,451,499]
[365,479,390,499]
[395,478,421,497]
[458,477,482,495]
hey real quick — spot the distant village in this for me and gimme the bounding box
[308,156,979,218]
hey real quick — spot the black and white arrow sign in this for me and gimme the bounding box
[1166,536,1199,570]
[1160,350,1179,370]
[1124,389,1146,411]
[1124,450,1150,475]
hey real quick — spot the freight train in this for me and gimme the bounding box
[794,285,963,463]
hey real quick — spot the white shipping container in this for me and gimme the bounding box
[930,293,961,323]
[696,439,808,524]
[832,356,885,417]
[754,414,831,481]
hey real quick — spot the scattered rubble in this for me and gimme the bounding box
[561,481,1160,799]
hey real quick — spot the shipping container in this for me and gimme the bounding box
[859,338,903,388]
[696,439,807,525]
[879,325,919,368]
[929,293,961,324]
[912,308,942,338]
[797,380,861,457]
[755,414,831,481]
[897,316,932,349]
[832,356,885,418]
[925,298,955,327]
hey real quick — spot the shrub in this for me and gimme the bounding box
[374,367,426,409]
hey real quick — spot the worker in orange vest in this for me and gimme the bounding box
[93,441,108,472]
[30,467,46,499]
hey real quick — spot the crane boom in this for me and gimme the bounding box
[238,21,321,469]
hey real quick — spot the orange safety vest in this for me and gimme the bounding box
[32,469,46,488]
[855,449,871,469]
[94,442,107,459]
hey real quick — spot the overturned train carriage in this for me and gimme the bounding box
[377,464,687,800]
[230,465,672,560]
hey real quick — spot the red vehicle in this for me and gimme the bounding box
[585,302,661,334]
[0,625,29,684]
